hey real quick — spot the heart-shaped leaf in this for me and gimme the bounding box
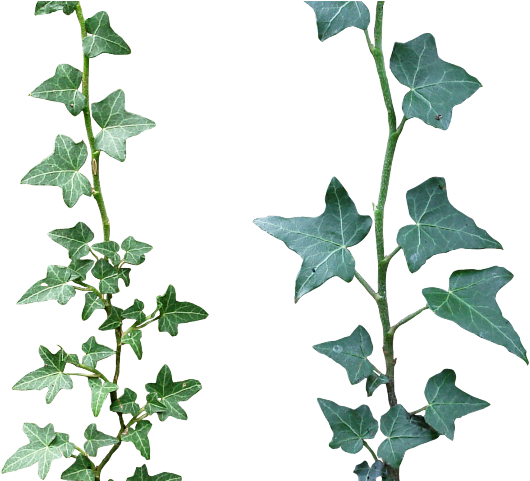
[306,2,370,41]
[83,11,131,58]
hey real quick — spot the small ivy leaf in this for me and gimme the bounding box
[377,405,439,468]
[99,306,124,331]
[354,460,387,481]
[69,259,94,282]
[87,378,118,417]
[21,135,91,208]
[92,241,120,265]
[254,178,372,302]
[18,265,77,305]
[60,455,94,481]
[49,222,95,260]
[121,237,153,265]
[92,259,121,294]
[318,399,378,454]
[123,299,147,323]
[122,420,152,460]
[123,331,143,360]
[81,336,114,369]
[82,292,105,321]
[30,64,86,116]
[397,178,501,272]
[423,267,528,363]
[83,424,118,457]
[126,464,182,481]
[35,2,77,16]
[145,393,167,415]
[305,2,370,41]
[313,325,375,385]
[366,372,389,397]
[92,90,156,161]
[119,268,132,287]
[390,33,481,130]
[83,11,131,58]
[66,353,80,366]
[110,388,140,416]
[424,369,489,440]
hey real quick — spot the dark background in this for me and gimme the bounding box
[0,2,527,480]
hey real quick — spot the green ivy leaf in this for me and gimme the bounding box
[317,399,378,454]
[21,135,91,208]
[390,33,481,130]
[366,373,389,397]
[145,365,202,421]
[82,292,105,321]
[377,405,439,468]
[30,64,86,116]
[60,455,94,481]
[397,178,501,272]
[83,424,118,457]
[18,266,77,305]
[110,388,140,416]
[123,331,143,360]
[92,90,155,161]
[305,2,370,41]
[254,178,372,302]
[145,393,167,415]
[121,237,153,265]
[99,306,124,331]
[126,465,182,481]
[87,378,118,417]
[35,2,77,15]
[69,259,94,281]
[83,11,131,58]
[13,346,72,403]
[2,423,74,479]
[354,461,386,481]
[424,369,489,440]
[49,222,95,260]
[91,259,121,294]
[313,326,375,385]
[123,299,147,323]
[157,285,208,337]
[423,267,527,363]
[92,241,120,265]
[81,336,114,369]
[122,420,152,460]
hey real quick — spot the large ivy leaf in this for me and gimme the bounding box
[110,388,140,416]
[2,423,74,479]
[21,135,91,208]
[397,178,501,272]
[366,373,389,397]
[69,259,94,282]
[83,424,118,457]
[30,64,86,116]
[122,236,153,265]
[123,330,143,360]
[81,336,114,369]
[317,399,378,454]
[390,33,481,130]
[87,378,118,417]
[35,2,77,15]
[423,267,527,363]
[13,347,73,403]
[92,90,155,161]
[254,178,372,302]
[49,222,95,260]
[354,461,386,481]
[60,455,94,481]
[126,465,182,481]
[83,11,131,58]
[92,241,120,265]
[18,265,77,305]
[82,292,106,321]
[157,285,208,337]
[122,420,152,460]
[424,369,489,440]
[305,2,370,41]
[313,325,375,385]
[91,259,122,294]
[377,405,439,468]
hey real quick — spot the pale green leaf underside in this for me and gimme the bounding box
[88,378,118,416]
[122,420,152,460]
[83,424,118,457]
[390,33,481,130]
[123,330,143,359]
[378,405,439,468]
[397,177,501,272]
[31,64,86,116]
[49,222,95,260]
[424,369,489,440]
[60,455,94,481]
[354,461,386,481]
[82,292,105,320]
[92,89,155,161]
[423,267,527,363]
[318,399,378,454]
[84,11,131,58]
[306,2,370,41]
[254,177,372,302]
[21,135,91,208]
[126,465,182,481]
[35,2,77,16]
[18,265,77,305]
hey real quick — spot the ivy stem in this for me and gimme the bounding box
[410,405,428,416]
[354,270,381,301]
[363,440,379,463]
[389,306,429,335]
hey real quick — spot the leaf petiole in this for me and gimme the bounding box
[409,405,428,416]
[363,440,379,463]
[389,306,429,336]
[354,270,380,302]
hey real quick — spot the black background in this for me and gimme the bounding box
[4,2,529,481]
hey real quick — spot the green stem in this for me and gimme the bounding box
[363,440,379,463]
[77,364,110,383]
[354,270,380,301]
[389,306,429,335]
[410,405,428,416]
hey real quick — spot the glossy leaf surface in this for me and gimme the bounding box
[122,236,153,265]
[122,420,152,460]
[423,267,527,362]
[123,299,146,323]
[83,11,131,58]
[397,178,501,272]
[390,33,481,129]
[378,405,439,468]
[18,266,77,305]
[254,178,372,301]
[123,331,143,360]
[318,399,378,454]
[82,292,105,321]
[424,369,489,440]
[49,222,95,260]
[69,259,94,281]
[110,388,140,416]
[306,2,370,41]
[21,135,91,208]
[92,241,120,265]
[81,336,114,369]
[99,306,124,331]
[87,378,118,417]
[91,259,121,294]
[92,90,155,161]
[83,424,118,457]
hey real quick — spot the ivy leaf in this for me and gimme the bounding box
[60,455,94,481]
[354,461,386,481]
[397,178,501,272]
[145,393,167,415]
[83,424,118,457]
[92,90,155,161]
[99,306,124,331]
[313,325,375,385]
[305,2,370,41]
[123,331,143,360]
[145,365,202,421]
[254,178,372,302]
[121,237,153,265]
[157,285,208,337]
[30,64,86,116]
[92,241,120,265]
[123,299,147,323]
[2,423,73,479]
[366,373,389,397]
[126,465,182,481]
[35,2,77,15]
[87,378,118,417]
[423,267,527,363]
[83,11,131,58]
[81,336,114,369]
[424,369,489,440]
[21,135,91,208]
[377,405,439,468]
[82,292,105,321]
[390,33,481,130]
[122,420,152,460]
[91,259,121,294]
[69,259,94,281]
[110,388,140,416]
[49,222,95,260]
[318,399,377,454]
[13,347,72,403]
[18,266,77,305]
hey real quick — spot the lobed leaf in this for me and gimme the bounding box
[35,2,77,16]
[18,266,77,305]
[92,241,120,265]
[126,465,182,481]
[123,330,143,360]
[110,388,140,416]
[365,372,389,397]
[87,378,118,417]
[81,336,114,369]
[69,259,94,281]
[122,237,153,265]
[123,299,147,323]
[82,292,106,321]
[83,11,131,58]
[305,2,370,41]
[91,259,124,294]
[122,420,152,460]
[145,393,167,415]
[83,424,118,457]
[99,306,124,331]
[354,461,387,481]
[60,455,94,481]
[49,222,95,260]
